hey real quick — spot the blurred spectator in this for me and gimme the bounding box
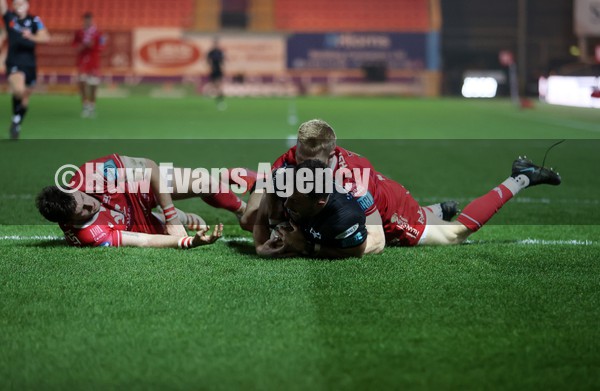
[206,37,226,110]
[1,0,50,140]
[73,12,105,118]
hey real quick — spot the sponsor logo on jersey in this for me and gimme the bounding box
[103,159,118,182]
[309,227,321,239]
[356,191,374,211]
[340,231,365,248]
[334,223,359,239]
[90,225,104,240]
[493,186,503,199]
[64,230,81,245]
[417,208,425,225]
[391,213,420,239]
[110,204,125,225]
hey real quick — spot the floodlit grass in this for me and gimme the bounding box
[1,95,599,389]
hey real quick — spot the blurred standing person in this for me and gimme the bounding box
[73,12,104,118]
[206,37,226,110]
[1,0,50,140]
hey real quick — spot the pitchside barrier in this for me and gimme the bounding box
[0,70,441,98]
[0,29,441,97]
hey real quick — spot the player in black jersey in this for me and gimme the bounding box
[254,159,368,259]
[206,37,226,110]
[1,0,49,139]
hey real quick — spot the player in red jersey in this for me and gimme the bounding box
[35,154,257,249]
[270,142,431,248]
[250,119,561,258]
[243,119,457,253]
[73,12,104,118]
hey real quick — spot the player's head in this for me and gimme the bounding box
[36,187,100,223]
[12,0,29,17]
[83,12,93,28]
[295,119,337,165]
[284,159,332,223]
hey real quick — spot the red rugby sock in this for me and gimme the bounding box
[457,176,527,232]
[228,168,257,194]
[200,192,242,213]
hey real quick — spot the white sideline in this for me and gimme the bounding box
[516,239,595,246]
[0,236,595,246]
[419,196,600,205]
[0,235,255,244]
[2,193,600,205]
[1,235,63,241]
[464,238,596,246]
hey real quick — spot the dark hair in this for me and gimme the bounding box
[294,159,333,200]
[36,186,77,223]
[83,12,93,19]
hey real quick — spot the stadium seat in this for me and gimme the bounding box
[274,0,430,31]
[31,0,195,30]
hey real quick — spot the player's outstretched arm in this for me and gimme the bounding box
[120,224,223,248]
[142,157,187,237]
[118,156,186,236]
[253,192,296,257]
[153,207,208,232]
[279,221,366,259]
[0,0,7,16]
[364,212,386,255]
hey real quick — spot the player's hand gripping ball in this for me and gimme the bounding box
[270,222,294,242]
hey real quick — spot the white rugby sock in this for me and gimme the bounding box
[425,203,444,220]
[502,176,529,196]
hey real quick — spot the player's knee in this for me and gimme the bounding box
[444,225,470,245]
[371,241,385,254]
[444,232,464,245]
[12,87,26,99]
[422,223,468,245]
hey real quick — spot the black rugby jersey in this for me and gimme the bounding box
[291,190,367,249]
[207,48,224,74]
[3,11,45,67]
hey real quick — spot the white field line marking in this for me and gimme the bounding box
[3,193,600,205]
[419,196,600,205]
[506,112,600,134]
[0,194,34,200]
[465,238,596,246]
[0,235,63,241]
[516,239,595,245]
[0,236,594,246]
[0,235,255,243]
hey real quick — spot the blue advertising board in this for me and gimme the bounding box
[287,32,439,71]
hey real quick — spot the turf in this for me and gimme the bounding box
[1,95,599,389]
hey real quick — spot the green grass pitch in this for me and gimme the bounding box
[1,95,599,389]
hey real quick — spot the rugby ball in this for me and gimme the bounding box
[270,221,293,241]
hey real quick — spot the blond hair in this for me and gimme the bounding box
[297,119,336,156]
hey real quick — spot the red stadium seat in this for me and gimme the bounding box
[274,0,430,31]
[31,0,194,30]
